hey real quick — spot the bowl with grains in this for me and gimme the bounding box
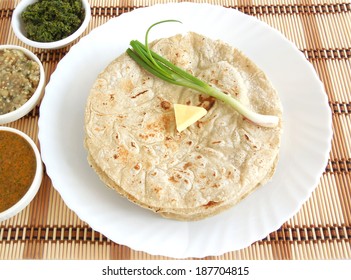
[0,45,45,125]
[11,0,91,49]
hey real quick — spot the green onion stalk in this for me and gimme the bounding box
[126,20,279,128]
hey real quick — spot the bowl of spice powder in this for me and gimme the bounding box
[0,126,43,222]
[0,45,45,125]
[11,0,91,49]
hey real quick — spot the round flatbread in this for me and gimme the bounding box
[84,32,283,220]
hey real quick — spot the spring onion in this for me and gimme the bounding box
[126,20,279,128]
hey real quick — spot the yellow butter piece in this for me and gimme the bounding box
[174,104,207,132]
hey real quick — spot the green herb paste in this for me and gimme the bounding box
[21,0,85,42]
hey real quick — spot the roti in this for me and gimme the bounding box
[84,32,283,220]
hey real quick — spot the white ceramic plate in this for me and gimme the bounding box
[38,3,332,258]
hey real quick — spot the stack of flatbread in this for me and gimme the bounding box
[84,32,283,221]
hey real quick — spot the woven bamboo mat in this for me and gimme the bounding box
[1,0,350,260]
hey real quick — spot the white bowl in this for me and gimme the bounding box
[0,126,43,222]
[0,45,45,125]
[11,0,91,49]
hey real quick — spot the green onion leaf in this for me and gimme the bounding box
[127,20,279,128]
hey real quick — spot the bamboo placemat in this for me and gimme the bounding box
[1,0,350,260]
